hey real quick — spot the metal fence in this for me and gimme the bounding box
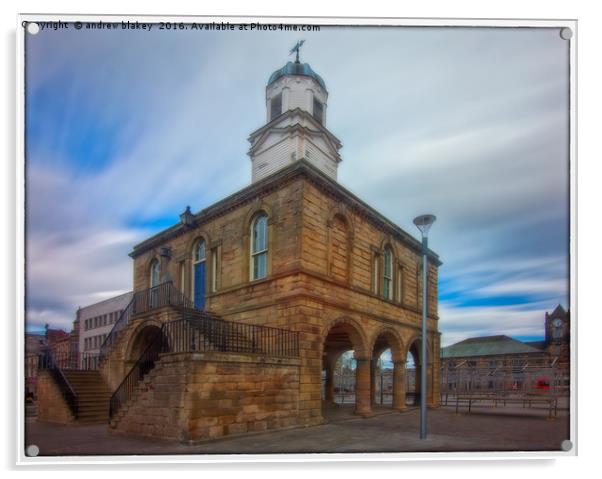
[99,281,194,360]
[440,363,570,397]
[166,312,299,358]
[110,313,299,420]
[321,369,410,405]
[38,351,101,371]
[38,350,79,418]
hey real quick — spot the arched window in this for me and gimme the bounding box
[372,254,380,294]
[251,214,268,280]
[270,93,282,121]
[192,239,206,309]
[383,246,393,300]
[194,240,206,263]
[150,259,161,287]
[397,265,405,303]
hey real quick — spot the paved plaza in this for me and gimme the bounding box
[25,403,570,456]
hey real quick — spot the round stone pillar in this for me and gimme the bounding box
[392,360,407,411]
[370,359,377,405]
[324,361,335,402]
[354,358,372,416]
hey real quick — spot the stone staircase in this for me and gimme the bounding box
[62,370,111,424]
[108,358,166,430]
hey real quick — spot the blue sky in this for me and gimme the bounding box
[25,23,570,347]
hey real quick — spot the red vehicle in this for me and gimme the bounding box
[535,376,551,391]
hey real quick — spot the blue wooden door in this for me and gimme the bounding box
[194,261,206,309]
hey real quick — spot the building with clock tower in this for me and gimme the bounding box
[37,49,442,443]
[543,304,570,367]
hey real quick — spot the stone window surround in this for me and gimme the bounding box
[250,212,269,281]
[326,210,353,284]
[149,258,161,288]
[191,237,207,301]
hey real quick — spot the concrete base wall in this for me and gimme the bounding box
[36,371,75,424]
[110,351,300,442]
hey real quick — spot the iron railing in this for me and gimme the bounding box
[99,281,193,360]
[109,312,299,420]
[38,350,78,418]
[38,352,100,371]
[439,363,570,396]
[108,327,163,421]
[168,311,300,358]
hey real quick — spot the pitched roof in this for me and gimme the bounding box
[524,340,547,350]
[441,335,544,359]
[549,304,568,318]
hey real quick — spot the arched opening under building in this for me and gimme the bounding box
[406,339,422,406]
[372,347,392,407]
[321,321,366,421]
[127,324,164,380]
[331,351,356,404]
[371,330,404,410]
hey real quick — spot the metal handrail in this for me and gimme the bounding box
[41,351,101,371]
[99,295,136,360]
[108,312,300,420]
[39,350,78,418]
[109,326,163,421]
[166,312,300,358]
[99,281,193,361]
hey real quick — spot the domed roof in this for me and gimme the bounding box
[267,61,326,90]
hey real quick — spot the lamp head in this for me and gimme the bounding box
[413,214,436,237]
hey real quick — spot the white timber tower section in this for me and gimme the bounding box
[248,50,343,183]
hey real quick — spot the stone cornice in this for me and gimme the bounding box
[247,108,342,150]
[205,266,440,323]
[249,123,342,163]
[130,159,442,267]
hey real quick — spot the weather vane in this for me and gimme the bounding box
[289,40,305,63]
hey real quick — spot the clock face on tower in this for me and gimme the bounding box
[553,319,562,328]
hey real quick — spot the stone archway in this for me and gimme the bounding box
[321,318,371,417]
[406,338,421,406]
[128,325,162,360]
[370,327,406,411]
[405,335,433,406]
[123,321,165,383]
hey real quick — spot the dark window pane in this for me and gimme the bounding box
[313,98,323,124]
[270,94,282,120]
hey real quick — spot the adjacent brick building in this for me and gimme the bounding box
[440,305,570,394]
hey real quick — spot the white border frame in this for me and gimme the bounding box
[15,13,577,465]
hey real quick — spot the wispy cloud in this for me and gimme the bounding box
[25,25,570,342]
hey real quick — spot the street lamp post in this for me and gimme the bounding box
[413,214,436,440]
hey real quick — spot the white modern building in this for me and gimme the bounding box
[77,291,133,356]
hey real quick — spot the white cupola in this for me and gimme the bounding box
[248,48,342,183]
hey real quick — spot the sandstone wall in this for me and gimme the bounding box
[36,370,75,424]
[111,352,300,442]
[124,170,441,427]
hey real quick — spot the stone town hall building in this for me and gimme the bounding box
[37,55,442,442]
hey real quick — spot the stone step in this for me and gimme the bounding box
[67,379,103,383]
[76,389,110,394]
[61,369,112,423]
[78,412,108,419]
[77,417,107,424]
[78,397,110,404]
[78,406,108,414]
